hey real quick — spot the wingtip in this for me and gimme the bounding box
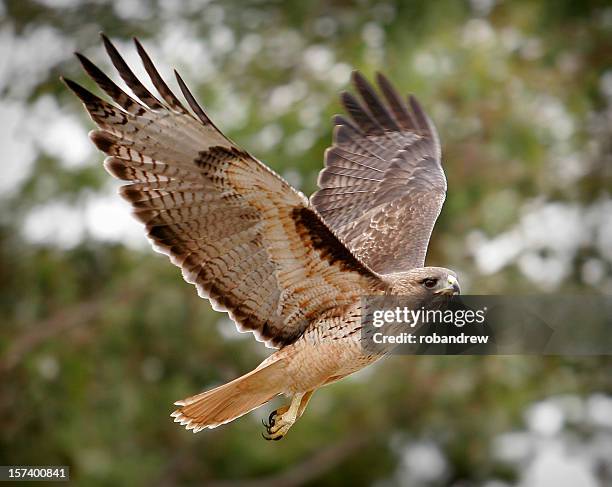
[61,77,91,101]
[74,51,90,67]
[173,69,186,89]
[100,32,118,54]
[173,68,188,89]
[61,76,78,90]
[331,114,345,126]
[351,70,379,97]
[133,36,151,62]
[350,69,365,84]
[133,36,144,50]
[74,52,94,76]
[408,93,422,110]
[375,71,390,86]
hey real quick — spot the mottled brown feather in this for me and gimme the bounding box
[65,37,384,348]
[311,72,446,274]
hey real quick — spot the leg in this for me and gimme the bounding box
[297,389,314,417]
[262,390,314,440]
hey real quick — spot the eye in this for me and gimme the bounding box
[422,278,438,289]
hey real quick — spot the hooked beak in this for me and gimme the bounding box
[435,275,461,296]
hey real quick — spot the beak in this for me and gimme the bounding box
[435,275,460,296]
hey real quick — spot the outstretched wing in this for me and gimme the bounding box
[311,72,447,274]
[63,35,382,348]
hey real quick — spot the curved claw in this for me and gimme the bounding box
[262,430,284,441]
[262,408,284,440]
[261,402,297,441]
[268,410,277,427]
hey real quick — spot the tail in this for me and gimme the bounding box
[171,359,286,433]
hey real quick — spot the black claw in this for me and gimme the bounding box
[268,410,277,427]
[261,408,286,440]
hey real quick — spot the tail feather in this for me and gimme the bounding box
[171,360,285,433]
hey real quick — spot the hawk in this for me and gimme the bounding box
[63,35,460,440]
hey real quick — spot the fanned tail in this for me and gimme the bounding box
[171,360,286,433]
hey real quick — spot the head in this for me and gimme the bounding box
[385,267,460,303]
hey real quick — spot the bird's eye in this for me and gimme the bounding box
[422,278,438,289]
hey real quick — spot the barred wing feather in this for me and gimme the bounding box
[311,72,447,274]
[63,35,382,348]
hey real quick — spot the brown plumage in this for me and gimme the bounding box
[311,72,447,273]
[63,34,459,439]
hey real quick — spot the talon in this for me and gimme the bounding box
[268,410,277,427]
[262,428,281,441]
[260,399,300,441]
[262,430,285,441]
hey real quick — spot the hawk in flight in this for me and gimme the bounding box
[64,35,460,440]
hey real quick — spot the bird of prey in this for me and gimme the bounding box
[63,35,460,440]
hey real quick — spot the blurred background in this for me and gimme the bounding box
[1,0,612,485]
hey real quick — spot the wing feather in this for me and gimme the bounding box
[311,71,446,273]
[65,37,383,348]
[131,36,188,113]
[101,34,164,110]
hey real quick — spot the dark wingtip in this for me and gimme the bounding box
[350,70,367,88]
[100,32,114,52]
[100,32,118,54]
[375,71,390,87]
[408,94,423,113]
[339,90,356,112]
[133,37,147,63]
[332,114,345,126]
[407,94,430,133]
[339,90,352,103]
[89,130,115,153]
[375,71,398,98]
[61,76,84,94]
[61,77,98,104]
[353,70,377,88]
[351,70,365,80]
[74,51,94,71]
